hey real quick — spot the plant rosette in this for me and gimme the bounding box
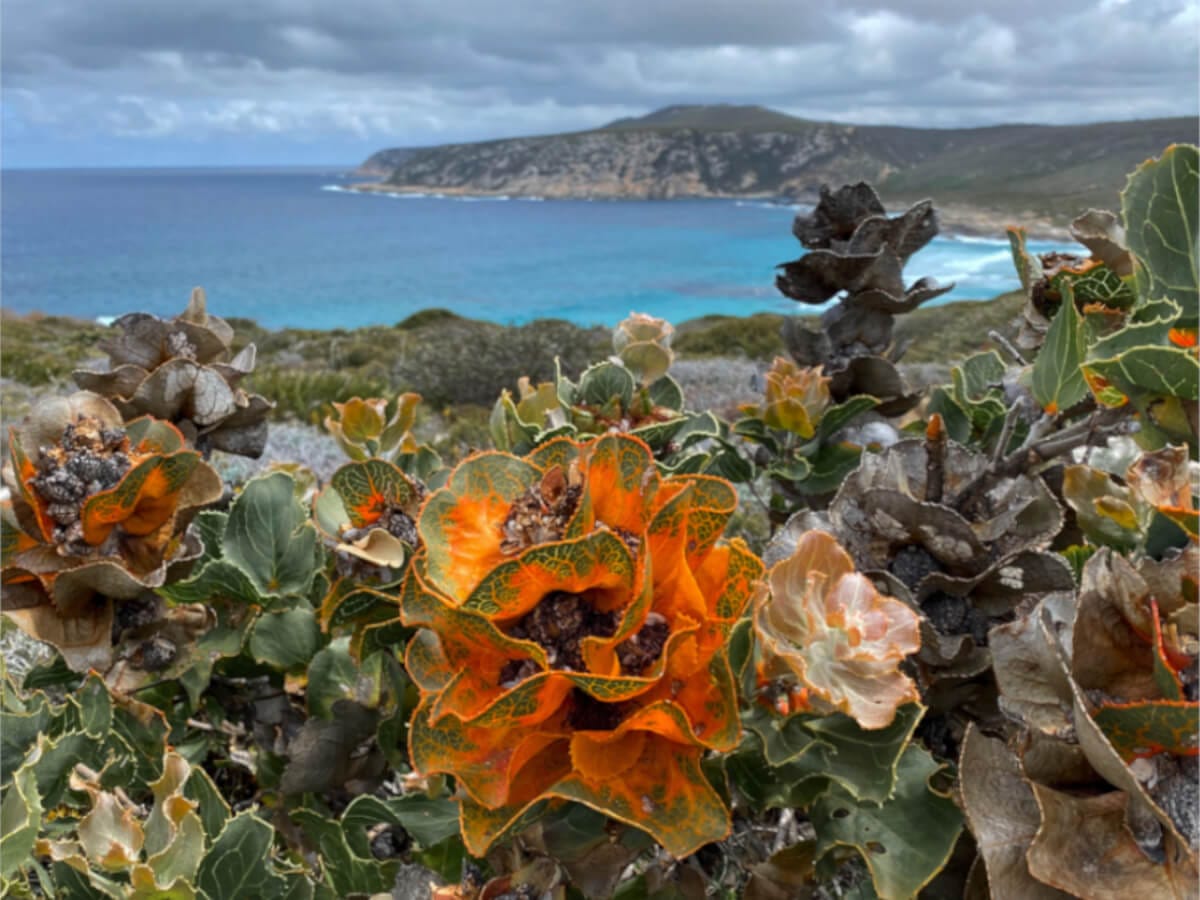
[790,432,1073,682]
[739,357,832,440]
[753,529,921,729]
[313,457,426,641]
[399,432,762,857]
[324,392,422,461]
[1,392,222,672]
[73,288,273,458]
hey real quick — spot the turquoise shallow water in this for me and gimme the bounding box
[1,168,1076,329]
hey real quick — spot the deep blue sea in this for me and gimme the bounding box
[1,167,1077,330]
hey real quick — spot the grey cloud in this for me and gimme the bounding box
[1,0,1196,157]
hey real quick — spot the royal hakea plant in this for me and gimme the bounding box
[733,356,882,521]
[325,392,419,459]
[1,391,222,678]
[399,432,762,858]
[776,182,952,414]
[753,529,921,729]
[962,542,1198,897]
[74,287,273,457]
[490,312,737,476]
[3,144,1199,898]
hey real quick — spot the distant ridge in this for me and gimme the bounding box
[356,104,1198,219]
[599,103,810,132]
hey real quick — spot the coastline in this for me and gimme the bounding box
[343,181,1074,242]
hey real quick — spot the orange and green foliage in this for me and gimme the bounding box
[2,392,222,674]
[401,433,761,857]
[1,144,1197,899]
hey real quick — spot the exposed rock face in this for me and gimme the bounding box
[376,126,889,200]
[355,147,420,177]
[355,106,1198,212]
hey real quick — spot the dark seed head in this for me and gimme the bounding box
[138,637,177,671]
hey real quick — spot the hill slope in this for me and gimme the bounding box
[357,105,1197,220]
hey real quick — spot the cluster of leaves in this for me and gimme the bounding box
[490,313,744,478]
[74,288,274,458]
[2,144,1197,899]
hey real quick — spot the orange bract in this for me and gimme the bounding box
[1,393,222,672]
[754,530,920,730]
[402,433,761,857]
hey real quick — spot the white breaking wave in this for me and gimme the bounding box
[949,234,1012,247]
[320,185,529,203]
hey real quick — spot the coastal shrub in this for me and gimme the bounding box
[0,314,107,385]
[1,144,1196,899]
[249,365,391,423]
[396,307,465,330]
[390,317,609,406]
[673,312,786,360]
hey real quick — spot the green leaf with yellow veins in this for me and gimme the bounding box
[1091,698,1199,761]
[578,361,635,409]
[1053,263,1136,308]
[292,808,393,897]
[647,373,685,411]
[794,705,924,804]
[51,861,119,899]
[954,351,1006,403]
[179,614,254,706]
[192,510,227,562]
[745,711,819,768]
[1087,299,1179,358]
[0,694,51,785]
[340,794,461,850]
[159,558,262,608]
[223,472,320,599]
[305,638,360,719]
[0,763,40,879]
[128,866,199,899]
[1084,345,1200,401]
[796,443,863,495]
[195,813,289,900]
[1031,281,1087,414]
[249,607,322,672]
[926,389,972,444]
[1122,144,1199,324]
[182,767,229,843]
[815,395,879,444]
[30,732,108,808]
[811,745,961,900]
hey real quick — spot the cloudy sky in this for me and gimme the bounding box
[3,0,1198,167]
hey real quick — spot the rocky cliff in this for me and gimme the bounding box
[358,105,1198,216]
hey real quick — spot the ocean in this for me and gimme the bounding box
[1,167,1076,330]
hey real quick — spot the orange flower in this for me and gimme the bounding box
[401,434,761,857]
[740,358,831,439]
[753,530,920,729]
